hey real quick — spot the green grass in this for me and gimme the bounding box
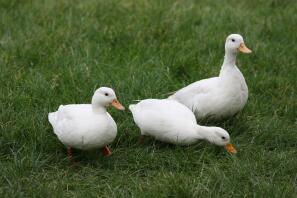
[1,0,297,197]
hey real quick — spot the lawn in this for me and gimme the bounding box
[1,0,297,197]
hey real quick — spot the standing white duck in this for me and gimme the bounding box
[129,99,237,154]
[48,87,125,159]
[169,34,252,120]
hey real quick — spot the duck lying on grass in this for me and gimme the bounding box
[48,87,125,160]
[169,34,252,120]
[129,99,237,154]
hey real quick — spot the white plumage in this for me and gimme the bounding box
[129,99,236,153]
[169,34,252,120]
[48,87,125,156]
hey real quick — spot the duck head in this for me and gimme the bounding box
[208,127,237,154]
[225,34,252,54]
[92,87,125,110]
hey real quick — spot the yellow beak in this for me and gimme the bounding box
[111,99,125,110]
[225,143,237,154]
[238,43,252,53]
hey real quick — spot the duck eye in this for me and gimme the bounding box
[221,136,226,140]
[104,93,109,96]
[231,39,235,42]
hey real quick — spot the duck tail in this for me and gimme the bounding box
[167,95,174,100]
[128,104,136,112]
[48,112,57,126]
[164,91,176,98]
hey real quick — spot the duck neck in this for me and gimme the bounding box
[92,103,107,114]
[220,51,237,76]
[196,125,216,143]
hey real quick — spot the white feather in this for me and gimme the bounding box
[169,34,250,120]
[129,99,232,147]
[48,87,121,150]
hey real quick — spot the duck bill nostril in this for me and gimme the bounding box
[225,143,237,154]
[238,43,252,53]
[111,99,125,110]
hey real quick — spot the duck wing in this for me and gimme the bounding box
[48,104,93,136]
[130,99,196,127]
[168,77,219,108]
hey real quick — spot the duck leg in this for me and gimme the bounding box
[67,147,73,159]
[67,147,78,164]
[67,147,80,166]
[138,135,145,144]
[102,146,112,157]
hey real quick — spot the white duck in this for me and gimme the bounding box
[169,34,252,120]
[48,87,125,159]
[129,99,237,154]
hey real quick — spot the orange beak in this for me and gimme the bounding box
[111,99,125,110]
[238,43,252,53]
[225,143,237,154]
